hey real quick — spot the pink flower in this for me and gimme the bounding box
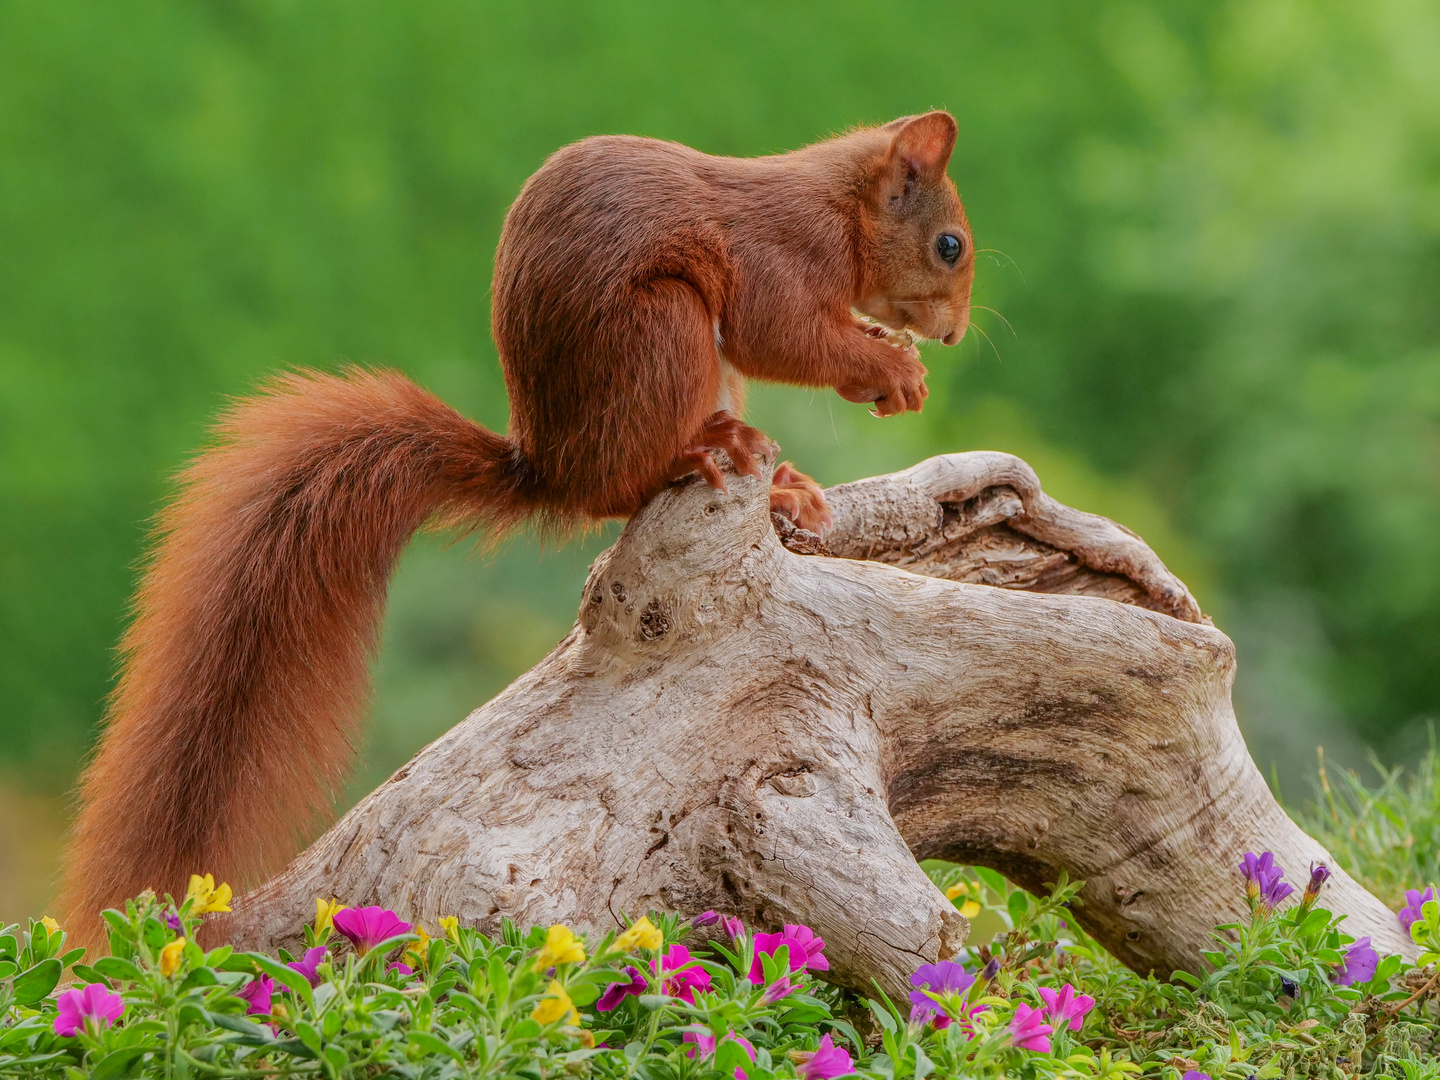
[684,1030,756,1079]
[722,915,745,939]
[387,962,414,978]
[1009,1002,1053,1053]
[747,923,828,983]
[654,944,712,1002]
[597,965,648,1011]
[761,975,799,1003]
[1183,1073,1211,1080]
[332,906,413,953]
[53,984,124,1037]
[1037,982,1094,1032]
[287,946,328,987]
[236,974,273,1016]
[692,911,721,927]
[796,1033,853,1079]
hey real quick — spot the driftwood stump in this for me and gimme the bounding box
[226,451,1412,996]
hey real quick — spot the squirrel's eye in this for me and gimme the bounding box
[936,233,963,266]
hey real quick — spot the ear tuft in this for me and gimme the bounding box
[889,111,958,181]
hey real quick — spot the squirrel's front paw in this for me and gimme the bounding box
[837,354,929,417]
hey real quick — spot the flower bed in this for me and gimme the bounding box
[5,849,1440,1079]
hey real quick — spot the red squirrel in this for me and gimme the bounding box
[58,111,974,942]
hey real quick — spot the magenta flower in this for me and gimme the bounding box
[762,975,799,1003]
[387,962,414,978]
[332,906,413,953]
[796,1034,853,1080]
[597,965,648,1011]
[53,984,125,1037]
[164,911,183,933]
[722,915,745,939]
[1009,1001,1053,1052]
[684,1030,756,1079]
[1238,852,1294,910]
[692,911,721,927]
[654,944,712,1002]
[908,960,974,1027]
[287,946,328,988]
[1183,1073,1212,1080]
[1037,982,1095,1032]
[1335,936,1379,986]
[747,924,828,983]
[1399,887,1437,933]
[236,974,274,1016]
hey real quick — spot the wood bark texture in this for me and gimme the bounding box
[225,450,1413,996]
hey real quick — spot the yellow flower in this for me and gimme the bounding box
[439,916,460,942]
[533,924,586,971]
[160,937,186,977]
[40,916,61,935]
[405,924,431,965]
[185,874,233,915]
[945,882,981,919]
[612,916,663,953]
[531,980,579,1025]
[315,897,346,935]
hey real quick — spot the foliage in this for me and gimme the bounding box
[3,1,1440,812]
[1295,739,1440,912]
[6,845,1440,1077]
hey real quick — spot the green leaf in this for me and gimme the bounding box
[973,867,1008,895]
[92,956,143,982]
[210,1012,274,1045]
[12,958,62,1005]
[487,953,510,1005]
[248,952,312,1002]
[409,1030,465,1063]
[88,1047,148,1080]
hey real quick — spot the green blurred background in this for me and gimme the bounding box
[3,0,1438,922]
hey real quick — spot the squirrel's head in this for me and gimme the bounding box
[857,111,973,347]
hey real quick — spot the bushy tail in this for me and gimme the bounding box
[58,368,535,944]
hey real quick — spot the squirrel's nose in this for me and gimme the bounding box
[941,329,961,346]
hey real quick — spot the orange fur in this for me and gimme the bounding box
[59,113,973,946]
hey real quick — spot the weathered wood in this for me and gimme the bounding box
[225,451,1411,995]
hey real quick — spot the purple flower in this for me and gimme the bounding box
[1183,1073,1212,1080]
[1399,887,1437,933]
[1038,982,1095,1032]
[762,975,799,1004]
[164,911,183,933]
[692,911,721,927]
[236,974,274,1016]
[1335,936,1379,986]
[1302,862,1332,905]
[979,956,1000,984]
[797,1034,853,1080]
[1238,852,1294,910]
[684,1030,756,1079]
[287,946,328,988]
[1009,1001,1053,1053]
[722,915,745,939]
[597,965,648,1011]
[655,944,712,1002]
[747,924,829,983]
[331,906,413,953]
[53,984,124,1037]
[908,960,974,1027]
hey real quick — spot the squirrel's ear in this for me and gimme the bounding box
[887,111,958,184]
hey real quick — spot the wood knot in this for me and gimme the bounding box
[639,598,672,640]
[769,770,817,798]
